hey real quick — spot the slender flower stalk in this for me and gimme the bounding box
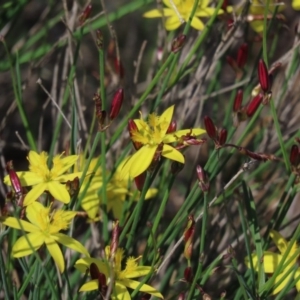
[0,202,89,272]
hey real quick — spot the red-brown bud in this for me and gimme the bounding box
[178,293,186,300]
[290,145,300,167]
[204,116,217,140]
[79,4,92,26]
[134,172,146,191]
[236,43,248,69]
[184,215,195,260]
[246,94,263,117]
[196,165,209,192]
[128,119,142,150]
[114,58,124,78]
[233,89,243,112]
[226,55,238,71]
[109,88,124,120]
[171,34,186,53]
[258,59,270,92]
[218,128,227,146]
[90,263,107,292]
[184,266,193,282]
[6,161,22,197]
[166,120,177,133]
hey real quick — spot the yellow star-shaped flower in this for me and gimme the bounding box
[121,105,205,179]
[143,0,226,31]
[4,150,82,206]
[75,246,163,299]
[76,156,157,221]
[1,202,89,273]
[245,230,300,295]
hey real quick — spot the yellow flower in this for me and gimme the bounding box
[292,0,300,10]
[143,0,225,31]
[246,0,285,33]
[245,230,300,295]
[75,246,163,299]
[0,202,89,272]
[4,151,82,206]
[76,156,157,221]
[120,105,205,179]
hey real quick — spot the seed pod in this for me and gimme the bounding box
[258,59,270,92]
[109,88,124,120]
[128,119,142,150]
[290,145,300,167]
[218,128,227,146]
[166,120,177,133]
[196,165,209,192]
[79,4,92,26]
[184,266,193,282]
[233,89,243,112]
[184,215,195,260]
[246,94,263,117]
[171,34,186,53]
[6,161,22,197]
[236,43,248,68]
[134,172,146,191]
[204,116,217,140]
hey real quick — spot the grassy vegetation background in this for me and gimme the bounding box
[1,0,300,299]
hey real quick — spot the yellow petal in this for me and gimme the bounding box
[45,237,65,273]
[163,128,206,143]
[120,146,157,179]
[190,16,205,30]
[272,270,293,295]
[47,181,70,203]
[145,188,158,199]
[163,0,180,8]
[23,182,47,206]
[292,0,300,10]
[4,171,43,186]
[58,172,83,182]
[81,195,100,220]
[121,278,163,298]
[159,106,174,135]
[75,257,109,277]
[109,199,124,220]
[270,230,288,254]
[250,21,264,33]
[26,202,48,227]
[195,7,224,16]
[56,155,79,175]
[165,15,182,30]
[1,216,38,232]
[53,233,90,257]
[113,282,131,300]
[12,232,44,257]
[245,252,283,273]
[161,144,184,163]
[294,268,300,292]
[143,8,174,18]
[125,266,152,278]
[79,280,99,292]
